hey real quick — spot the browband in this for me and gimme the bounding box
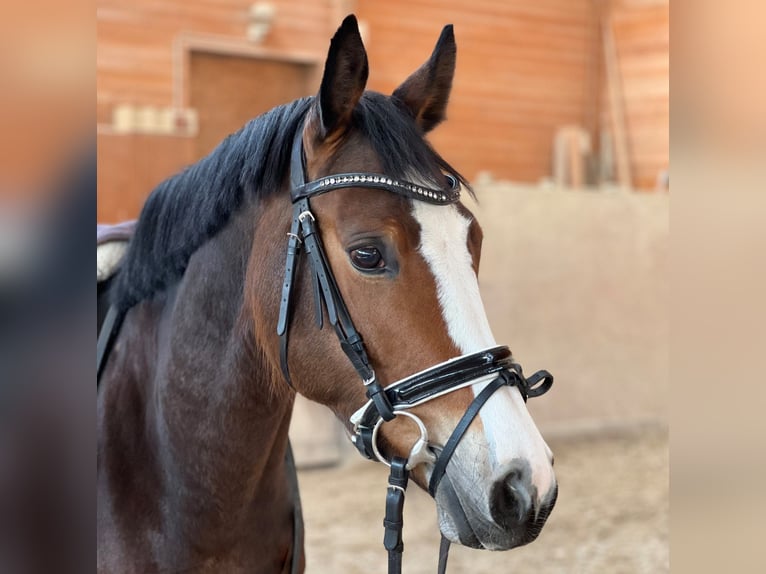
[292,172,460,205]
[287,124,460,206]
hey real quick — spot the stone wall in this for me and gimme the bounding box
[470,183,668,432]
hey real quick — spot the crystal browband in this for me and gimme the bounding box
[291,172,461,205]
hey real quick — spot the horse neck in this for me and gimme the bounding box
[103,205,295,550]
[163,202,296,510]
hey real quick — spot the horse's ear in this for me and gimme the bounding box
[392,25,456,133]
[314,14,369,139]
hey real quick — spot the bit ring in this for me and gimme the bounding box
[371,411,436,470]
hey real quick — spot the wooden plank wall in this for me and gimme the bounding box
[97,0,338,221]
[97,0,669,221]
[356,0,601,184]
[98,0,334,117]
[607,0,669,189]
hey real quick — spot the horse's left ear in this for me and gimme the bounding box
[392,25,456,133]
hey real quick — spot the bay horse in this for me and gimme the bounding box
[97,15,557,573]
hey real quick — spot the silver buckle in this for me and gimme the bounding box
[362,370,376,386]
[297,210,315,223]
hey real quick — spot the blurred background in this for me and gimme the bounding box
[6,0,766,572]
[95,0,668,572]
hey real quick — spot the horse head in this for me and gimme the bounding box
[250,15,557,551]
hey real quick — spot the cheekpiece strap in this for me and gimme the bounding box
[279,129,396,422]
[277,205,305,386]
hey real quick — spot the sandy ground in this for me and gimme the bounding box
[297,427,668,574]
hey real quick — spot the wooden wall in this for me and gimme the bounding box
[97,0,669,221]
[97,0,337,221]
[97,0,334,116]
[357,0,601,184]
[608,0,669,190]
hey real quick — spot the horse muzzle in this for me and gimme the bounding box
[435,464,558,550]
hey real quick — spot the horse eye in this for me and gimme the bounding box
[349,246,384,270]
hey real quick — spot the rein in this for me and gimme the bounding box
[277,126,554,574]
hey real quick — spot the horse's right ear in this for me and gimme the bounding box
[313,15,369,140]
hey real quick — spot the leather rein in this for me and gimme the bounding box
[277,126,554,574]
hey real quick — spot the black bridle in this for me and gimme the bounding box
[277,126,554,574]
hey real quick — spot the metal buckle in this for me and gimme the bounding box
[297,210,315,223]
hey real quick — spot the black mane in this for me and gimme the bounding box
[111,92,469,312]
[354,91,470,189]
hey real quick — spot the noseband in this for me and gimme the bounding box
[277,126,553,573]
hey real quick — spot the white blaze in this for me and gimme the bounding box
[411,200,555,501]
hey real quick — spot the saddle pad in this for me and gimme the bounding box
[97,220,136,282]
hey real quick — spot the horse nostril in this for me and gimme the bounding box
[490,462,535,528]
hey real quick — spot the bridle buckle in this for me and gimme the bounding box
[363,370,377,386]
[297,210,315,223]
